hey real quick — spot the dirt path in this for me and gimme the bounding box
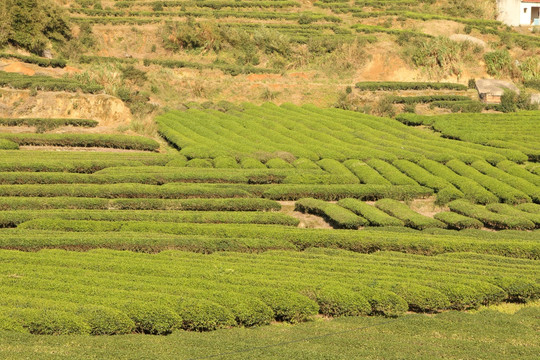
[278,201,332,229]
[408,196,448,218]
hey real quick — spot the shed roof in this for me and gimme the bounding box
[476,79,520,96]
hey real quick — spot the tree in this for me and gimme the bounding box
[0,0,71,55]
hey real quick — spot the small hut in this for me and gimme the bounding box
[475,79,520,104]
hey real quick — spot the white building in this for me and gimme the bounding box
[497,0,540,26]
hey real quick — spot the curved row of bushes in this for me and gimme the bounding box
[0,196,281,212]
[295,198,366,229]
[337,198,403,227]
[0,118,98,130]
[448,200,536,230]
[0,150,170,173]
[0,139,19,150]
[156,104,527,164]
[0,72,103,94]
[0,209,299,228]
[0,248,537,335]
[374,199,445,230]
[0,133,159,151]
[6,221,539,259]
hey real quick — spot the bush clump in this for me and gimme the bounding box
[314,286,371,317]
[434,211,483,230]
[296,197,367,229]
[256,289,319,323]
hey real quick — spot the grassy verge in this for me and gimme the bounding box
[0,308,538,359]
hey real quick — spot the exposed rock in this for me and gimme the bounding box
[0,89,132,125]
[449,34,487,48]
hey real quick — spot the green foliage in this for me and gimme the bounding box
[0,0,71,54]
[22,310,91,335]
[374,198,445,230]
[172,298,236,331]
[500,90,538,113]
[0,209,299,228]
[77,306,135,335]
[337,198,403,227]
[429,100,484,113]
[119,302,180,335]
[256,289,319,323]
[448,199,535,230]
[295,197,367,229]
[0,133,159,151]
[355,82,467,91]
[314,286,371,317]
[120,65,148,86]
[0,72,103,94]
[409,37,464,78]
[0,118,98,131]
[0,139,19,150]
[434,211,483,230]
[484,50,516,78]
[0,53,66,68]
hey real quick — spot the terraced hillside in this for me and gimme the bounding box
[0,1,539,359]
[0,103,538,343]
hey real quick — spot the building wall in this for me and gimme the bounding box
[521,3,540,25]
[498,0,522,26]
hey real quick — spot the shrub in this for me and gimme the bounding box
[314,286,371,317]
[365,159,419,186]
[484,50,515,77]
[293,158,321,170]
[186,159,213,168]
[517,203,540,214]
[434,211,483,230]
[0,117,98,129]
[337,198,403,227]
[355,82,467,91]
[429,283,483,310]
[354,286,408,317]
[255,289,319,323]
[241,158,266,169]
[215,293,274,327]
[0,315,27,333]
[490,277,540,303]
[0,139,19,150]
[0,133,159,151]
[296,198,367,229]
[388,283,451,312]
[446,159,531,204]
[77,305,135,335]
[24,309,91,335]
[392,159,450,190]
[172,298,236,331]
[375,199,445,230]
[263,184,433,201]
[343,160,391,185]
[266,158,293,169]
[447,199,535,230]
[213,156,239,168]
[317,159,358,182]
[435,186,464,204]
[419,159,499,205]
[166,156,188,167]
[119,301,181,335]
[1,0,71,55]
[486,203,540,228]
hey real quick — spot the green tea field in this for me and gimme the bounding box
[0,0,539,358]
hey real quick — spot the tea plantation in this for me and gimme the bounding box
[1,0,539,358]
